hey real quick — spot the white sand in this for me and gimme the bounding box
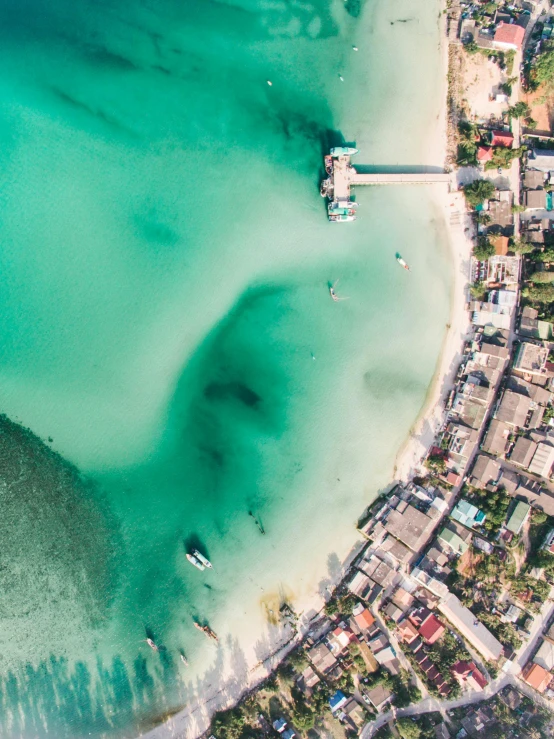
[143,7,474,739]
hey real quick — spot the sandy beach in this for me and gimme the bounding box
[142,7,474,739]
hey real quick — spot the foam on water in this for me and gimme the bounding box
[0,0,449,735]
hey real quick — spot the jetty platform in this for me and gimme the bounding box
[321,149,452,221]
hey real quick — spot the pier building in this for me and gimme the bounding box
[320,149,451,222]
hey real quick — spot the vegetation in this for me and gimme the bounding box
[507,102,531,119]
[473,236,495,261]
[530,43,554,94]
[509,236,534,252]
[523,282,554,303]
[456,120,478,166]
[484,145,525,171]
[396,718,423,739]
[469,281,487,300]
[467,486,510,534]
[530,270,554,283]
[463,179,495,208]
[424,451,447,475]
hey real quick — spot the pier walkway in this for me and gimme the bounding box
[351,172,452,185]
[321,149,452,221]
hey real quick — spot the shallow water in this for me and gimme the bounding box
[0,0,450,735]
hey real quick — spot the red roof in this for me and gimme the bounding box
[523,662,552,693]
[354,608,375,631]
[418,614,446,645]
[494,22,525,50]
[491,130,514,148]
[451,661,487,689]
[477,146,493,162]
[446,471,462,486]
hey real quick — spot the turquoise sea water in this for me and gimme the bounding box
[0,0,450,736]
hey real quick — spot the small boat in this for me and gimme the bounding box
[267,80,273,86]
[329,285,339,302]
[194,621,218,642]
[180,653,189,666]
[329,214,356,222]
[146,638,158,652]
[330,146,358,157]
[396,255,410,271]
[324,155,333,174]
[186,553,205,571]
[192,549,212,569]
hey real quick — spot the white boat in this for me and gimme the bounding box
[192,549,212,569]
[330,147,358,157]
[329,214,356,222]
[180,653,189,666]
[396,255,410,271]
[186,553,205,571]
[146,638,158,652]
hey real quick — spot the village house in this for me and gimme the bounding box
[365,684,392,712]
[328,625,354,655]
[357,552,396,589]
[450,660,488,691]
[408,607,446,645]
[450,499,486,529]
[525,188,547,210]
[493,22,525,50]
[470,454,502,489]
[379,534,413,567]
[391,586,415,613]
[381,503,438,553]
[527,149,554,175]
[494,389,533,428]
[449,379,493,429]
[352,602,376,635]
[438,593,503,662]
[528,441,554,479]
[307,641,338,676]
[443,422,479,472]
[506,500,531,535]
[348,570,373,600]
[507,374,552,405]
[340,698,366,730]
[481,418,511,457]
[512,341,550,379]
[510,436,537,469]
[397,618,419,644]
[522,661,552,693]
[533,639,554,672]
[438,524,471,556]
[524,169,545,190]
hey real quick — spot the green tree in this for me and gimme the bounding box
[396,718,422,739]
[531,270,554,283]
[474,237,495,261]
[533,46,554,94]
[525,282,554,302]
[457,142,478,166]
[470,281,487,300]
[508,101,531,119]
[510,237,534,253]
[463,179,495,208]
[464,39,479,55]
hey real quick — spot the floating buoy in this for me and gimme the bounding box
[267,80,273,86]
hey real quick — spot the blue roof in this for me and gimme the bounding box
[329,690,346,710]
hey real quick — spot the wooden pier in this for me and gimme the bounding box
[321,150,452,221]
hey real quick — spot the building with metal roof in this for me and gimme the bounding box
[438,594,503,662]
[506,500,531,535]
